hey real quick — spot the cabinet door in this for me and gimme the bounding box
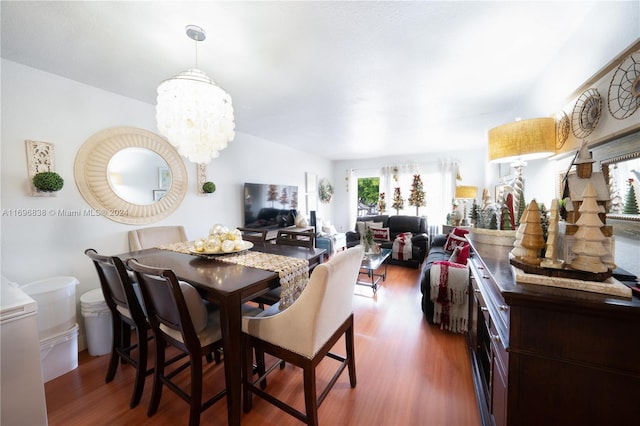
[490,322,508,426]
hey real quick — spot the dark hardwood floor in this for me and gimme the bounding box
[45,264,481,425]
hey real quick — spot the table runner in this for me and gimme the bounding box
[157,242,309,309]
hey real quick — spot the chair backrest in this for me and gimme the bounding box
[126,258,206,353]
[247,246,364,357]
[237,227,268,243]
[128,226,188,251]
[275,229,315,248]
[84,249,147,327]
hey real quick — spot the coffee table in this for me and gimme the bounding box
[357,248,392,293]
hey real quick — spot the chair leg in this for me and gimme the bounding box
[105,316,121,383]
[121,323,131,365]
[303,363,319,426]
[130,326,147,408]
[346,321,357,388]
[243,335,254,412]
[147,339,165,417]
[189,355,203,426]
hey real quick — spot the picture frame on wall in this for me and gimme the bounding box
[158,167,171,189]
[153,189,167,201]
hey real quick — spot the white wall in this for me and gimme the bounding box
[1,60,331,347]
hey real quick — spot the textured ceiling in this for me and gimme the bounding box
[2,1,637,160]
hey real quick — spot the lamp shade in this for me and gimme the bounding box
[455,185,478,199]
[488,117,555,163]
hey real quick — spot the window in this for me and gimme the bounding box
[357,177,379,216]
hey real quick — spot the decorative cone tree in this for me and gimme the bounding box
[518,200,545,265]
[510,204,530,260]
[392,187,404,215]
[623,178,639,214]
[608,171,623,213]
[516,189,526,226]
[570,183,609,273]
[501,204,513,230]
[408,174,426,215]
[541,198,563,269]
[378,192,386,214]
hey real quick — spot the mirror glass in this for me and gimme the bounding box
[608,156,640,215]
[107,148,171,205]
[75,127,188,225]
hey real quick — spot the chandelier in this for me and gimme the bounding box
[156,25,235,164]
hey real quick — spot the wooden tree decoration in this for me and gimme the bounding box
[510,204,530,259]
[505,193,515,228]
[482,188,492,208]
[519,200,545,265]
[622,178,639,214]
[571,183,610,273]
[408,174,426,215]
[392,187,404,215]
[541,198,564,269]
[279,187,289,207]
[378,192,386,214]
[267,184,278,207]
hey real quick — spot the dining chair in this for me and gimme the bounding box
[126,258,228,426]
[128,225,188,251]
[84,248,153,409]
[237,227,268,243]
[242,245,365,426]
[275,229,316,248]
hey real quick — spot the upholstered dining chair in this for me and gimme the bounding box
[126,258,227,426]
[84,248,153,409]
[128,225,188,251]
[242,245,365,426]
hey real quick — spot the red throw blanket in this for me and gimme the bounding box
[429,261,469,333]
[392,232,412,261]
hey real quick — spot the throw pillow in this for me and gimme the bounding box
[444,233,468,252]
[452,227,470,238]
[356,221,375,235]
[448,244,470,265]
[370,221,384,229]
[371,227,390,241]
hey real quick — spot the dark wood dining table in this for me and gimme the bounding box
[118,243,325,425]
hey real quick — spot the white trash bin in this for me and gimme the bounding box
[80,289,112,356]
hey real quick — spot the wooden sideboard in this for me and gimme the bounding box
[467,239,640,426]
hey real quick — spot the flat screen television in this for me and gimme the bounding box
[243,182,299,229]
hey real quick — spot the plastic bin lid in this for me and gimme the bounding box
[80,288,106,307]
[20,276,79,295]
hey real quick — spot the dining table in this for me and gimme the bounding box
[118,242,326,425]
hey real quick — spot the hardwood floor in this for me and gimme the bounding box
[45,264,481,425]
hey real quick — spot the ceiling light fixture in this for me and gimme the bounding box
[156,25,235,164]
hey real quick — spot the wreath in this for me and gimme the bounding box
[318,178,334,204]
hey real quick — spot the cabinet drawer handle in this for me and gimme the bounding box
[499,305,509,312]
[474,289,481,294]
[482,275,490,279]
[491,334,501,343]
[480,307,489,312]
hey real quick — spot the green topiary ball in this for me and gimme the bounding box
[32,171,64,192]
[202,181,216,194]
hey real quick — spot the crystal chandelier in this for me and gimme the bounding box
[156,25,235,164]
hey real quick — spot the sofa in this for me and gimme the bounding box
[419,231,471,325]
[345,215,428,268]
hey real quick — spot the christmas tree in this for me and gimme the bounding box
[488,212,498,229]
[623,178,639,214]
[608,167,623,213]
[470,199,479,226]
[378,192,386,214]
[392,187,404,215]
[516,189,526,226]
[539,203,549,243]
[408,174,426,215]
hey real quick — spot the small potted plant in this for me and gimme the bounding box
[32,171,64,192]
[202,181,216,194]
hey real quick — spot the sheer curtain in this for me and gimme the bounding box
[378,160,457,228]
